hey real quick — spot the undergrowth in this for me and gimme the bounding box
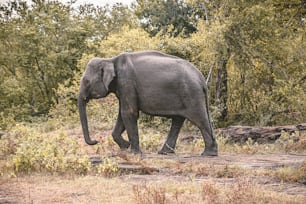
[0,124,91,175]
[0,111,305,180]
[0,124,119,177]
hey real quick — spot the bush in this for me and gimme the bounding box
[95,157,119,177]
[0,112,16,131]
[3,124,91,174]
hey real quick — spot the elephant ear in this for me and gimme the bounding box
[102,62,115,92]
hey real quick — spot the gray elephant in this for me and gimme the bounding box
[78,51,218,156]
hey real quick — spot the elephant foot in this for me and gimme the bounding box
[113,136,130,150]
[201,143,218,157]
[158,145,175,155]
[158,150,175,155]
[201,147,218,157]
[129,147,142,154]
[201,150,218,157]
[119,140,131,150]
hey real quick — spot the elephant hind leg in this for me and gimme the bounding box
[186,107,218,156]
[158,116,185,155]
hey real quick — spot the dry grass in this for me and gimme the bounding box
[1,175,305,204]
[132,179,306,204]
[274,162,306,183]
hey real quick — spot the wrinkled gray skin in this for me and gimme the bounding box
[78,51,218,156]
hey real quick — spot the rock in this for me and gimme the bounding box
[216,124,306,144]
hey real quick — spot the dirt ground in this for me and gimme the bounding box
[1,152,305,203]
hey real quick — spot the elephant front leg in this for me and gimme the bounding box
[159,116,185,155]
[112,113,130,150]
[121,109,141,154]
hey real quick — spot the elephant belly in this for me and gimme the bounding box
[139,97,186,116]
[137,84,187,116]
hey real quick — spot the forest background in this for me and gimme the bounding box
[0,0,305,131]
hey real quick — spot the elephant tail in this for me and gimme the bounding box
[203,84,215,138]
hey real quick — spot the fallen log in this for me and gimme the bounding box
[216,124,306,144]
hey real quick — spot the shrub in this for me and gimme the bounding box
[4,125,91,174]
[0,112,15,131]
[95,157,119,177]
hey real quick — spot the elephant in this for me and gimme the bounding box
[77,51,218,156]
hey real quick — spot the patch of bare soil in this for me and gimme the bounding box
[0,180,23,204]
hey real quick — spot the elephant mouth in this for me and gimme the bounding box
[91,94,103,99]
[84,93,103,101]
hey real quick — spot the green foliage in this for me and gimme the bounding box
[3,124,91,174]
[98,26,159,57]
[223,0,305,125]
[134,0,207,37]
[0,112,15,131]
[188,0,306,126]
[0,0,136,127]
[0,0,85,119]
[0,0,305,128]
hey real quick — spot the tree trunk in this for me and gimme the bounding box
[215,49,229,122]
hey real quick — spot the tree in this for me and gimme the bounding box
[0,0,136,124]
[98,26,159,57]
[0,0,84,119]
[134,0,207,37]
[207,0,306,125]
[1,0,304,128]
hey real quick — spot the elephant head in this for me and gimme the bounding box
[77,58,115,145]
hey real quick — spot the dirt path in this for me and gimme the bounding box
[1,153,305,203]
[117,153,306,196]
[142,153,306,168]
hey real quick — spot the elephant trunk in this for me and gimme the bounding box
[78,95,98,145]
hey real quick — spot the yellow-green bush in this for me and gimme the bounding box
[3,124,91,174]
[96,157,119,177]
